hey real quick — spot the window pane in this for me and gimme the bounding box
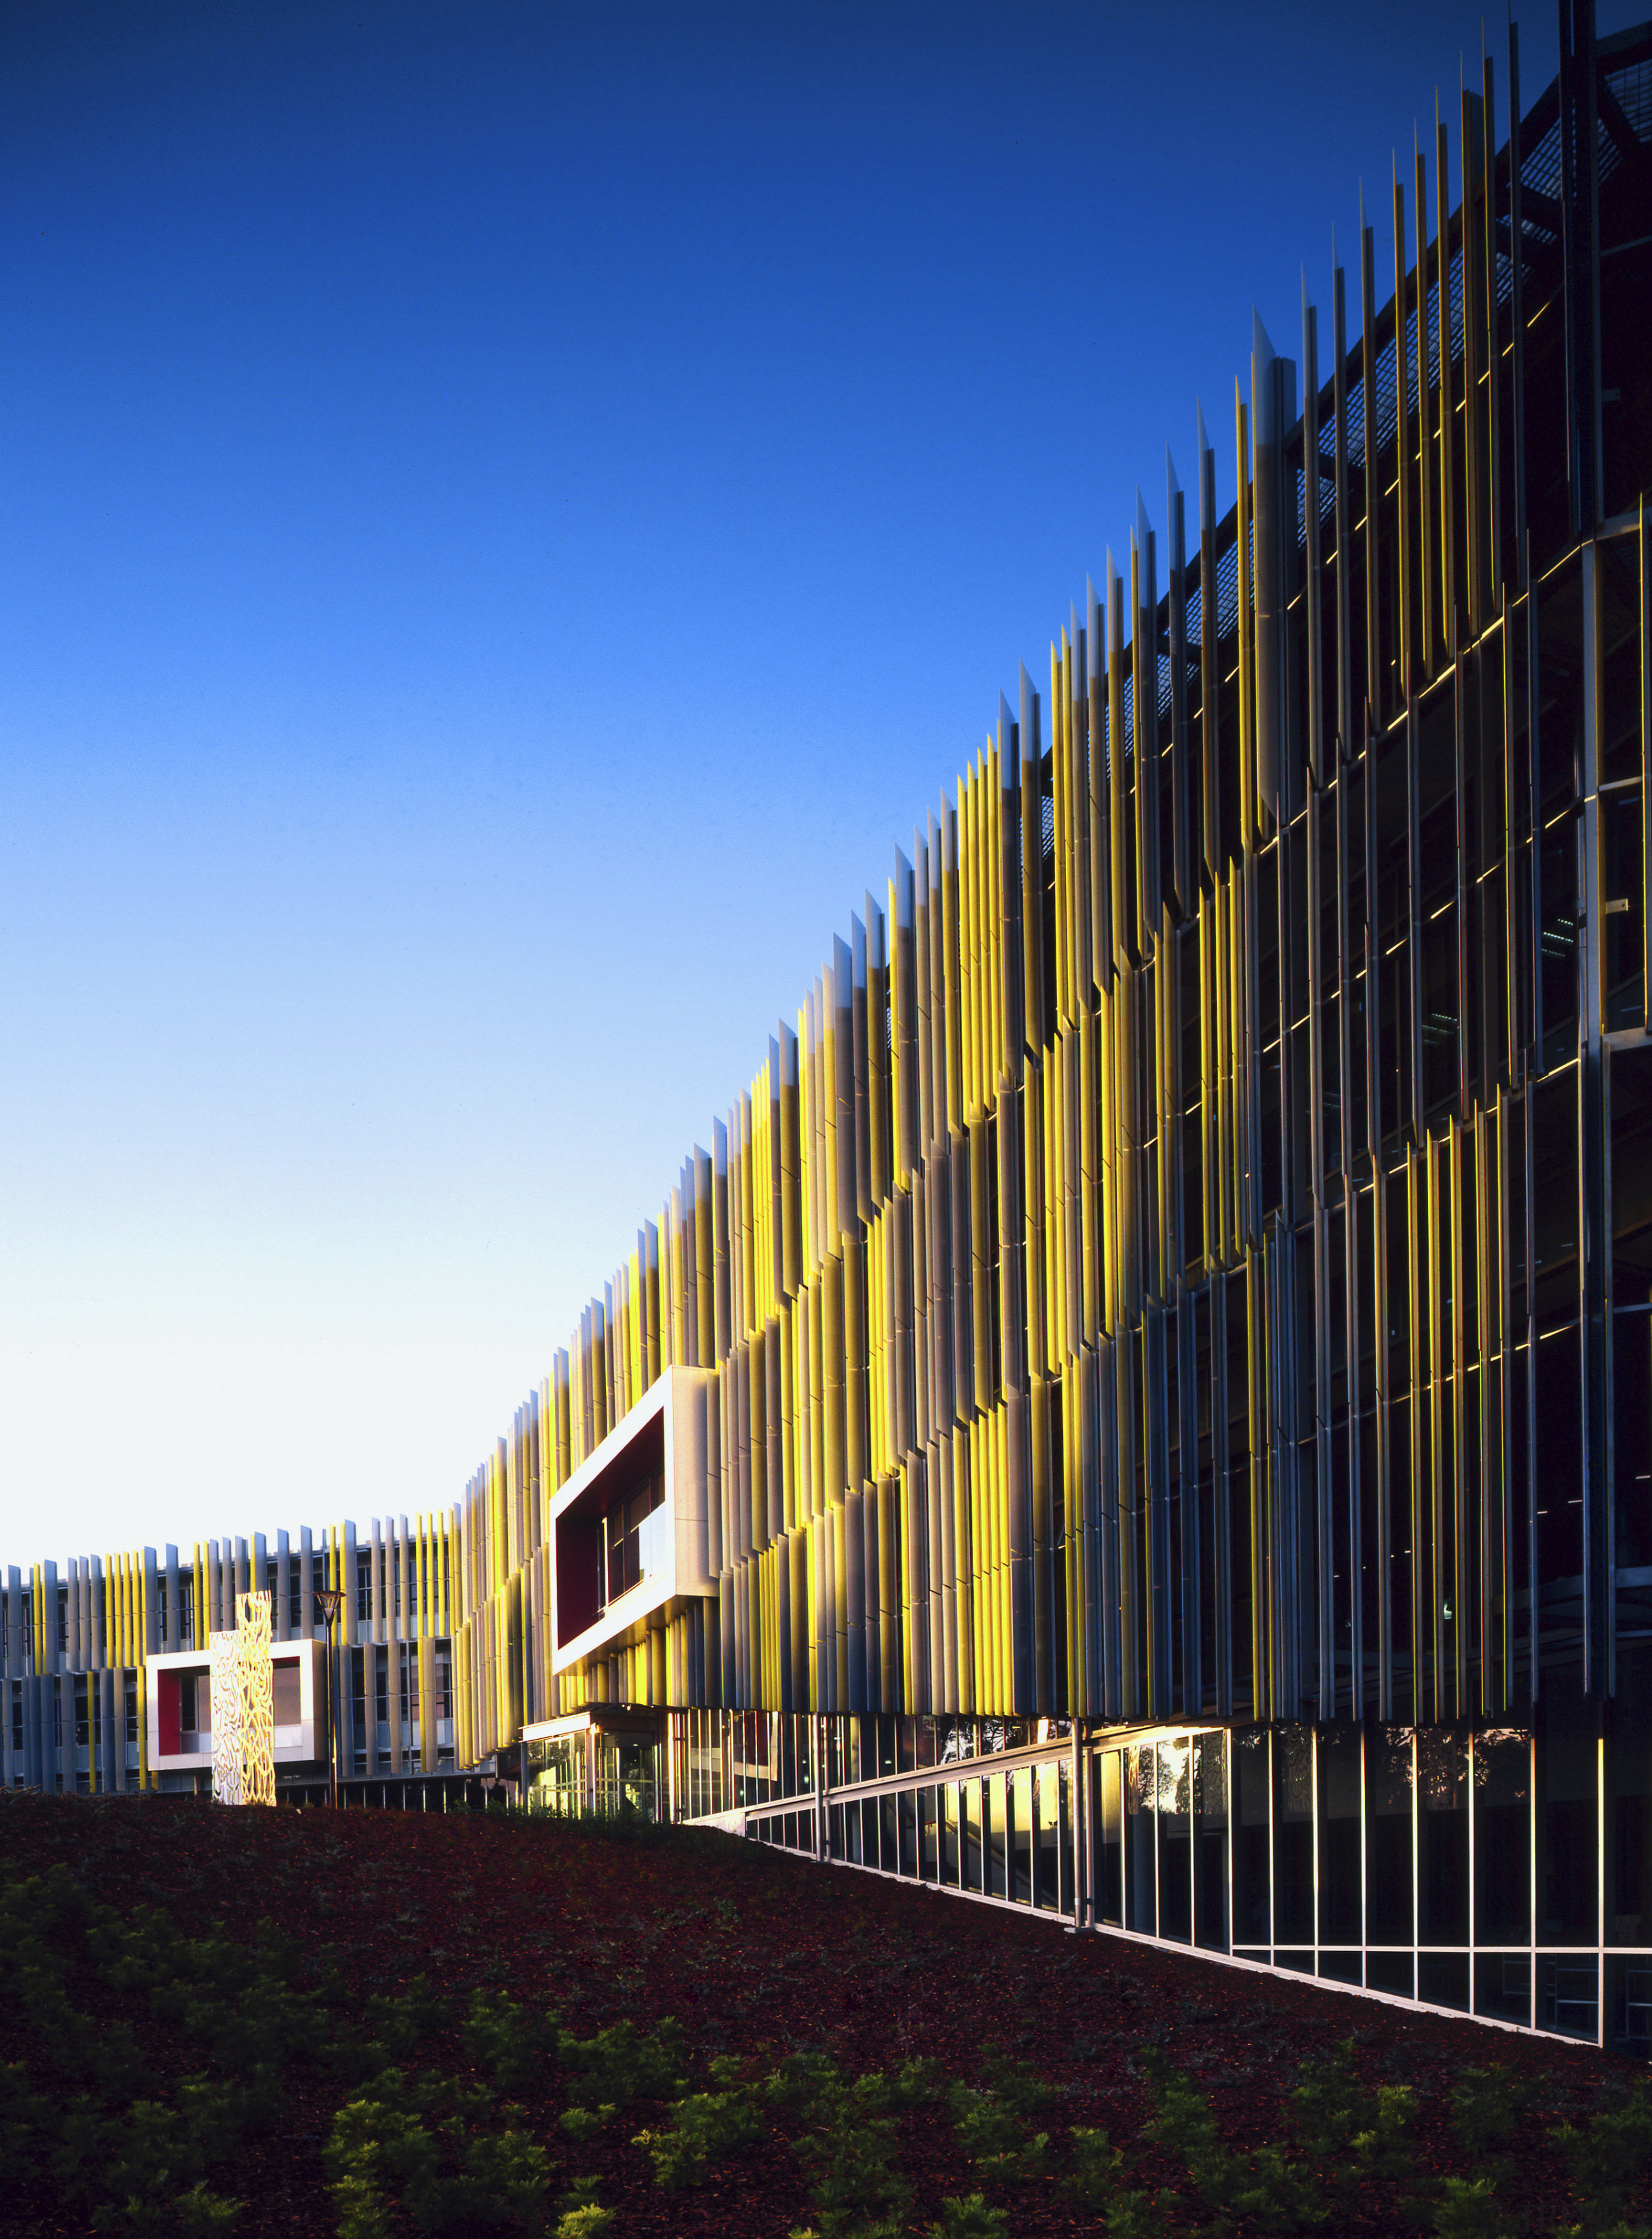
[1418,1729,1469,1945]
[1234,1727,1271,1946]
[1194,1731,1229,1951]
[1474,1729,1531,1943]
[1036,1762,1062,1913]
[1157,1739,1191,1943]
[985,1772,1007,1898]
[1273,1727,1314,1945]
[1125,1743,1155,1933]
[1318,1727,1362,1943]
[1096,1752,1123,1927]
[1011,1766,1034,1905]
[1366,1728,1415,1945]
[962,1782,982,1893]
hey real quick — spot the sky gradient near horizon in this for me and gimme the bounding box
[2,0,1634,1565]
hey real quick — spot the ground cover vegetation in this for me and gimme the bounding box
[1,1791,1649,2238]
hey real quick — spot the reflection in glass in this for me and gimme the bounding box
[1418,1952,1469,2011]
[1475,1951,1532,2026]
[1097,1751,1123,1926]
[1158,1738,1191,1943]
[1540,1679,1599,1946]
[962,1781,983,1893]
[942,1782,961,1885]
[1194,1731,1229,1951]
[1273,1727,1313,1945]
[1609,1671,1652,1943]
[1367,1950,1414,1998]
[1367,1730,1415,1945]
[919,1785,938,1878]
[595,1734,656,1822]
[1474,1729,1531,1943]
[985,1772,1007,1898]
[1011,1766,1034,1905]
[600,1472,667,1611]
[1318,1727,1362,1943]
[1541,1955,1600,2040]
[1036,1761,1062,1913]
[1608,1955,1652,2052]
[1125,1744,1155,1932]
[1234,1727,1271,1945]
[1418,1729,1469,1945]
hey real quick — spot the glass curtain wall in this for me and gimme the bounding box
[717,1709,1652,2051]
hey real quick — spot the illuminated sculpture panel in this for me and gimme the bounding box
[208,1591,274,1806]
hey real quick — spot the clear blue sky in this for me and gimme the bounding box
[1,1,1628,1563]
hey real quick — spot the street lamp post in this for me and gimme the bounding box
[314,1587,344,1810]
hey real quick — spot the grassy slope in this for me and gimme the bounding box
[0,1791,1642,2237]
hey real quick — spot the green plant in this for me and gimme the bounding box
[557,2016,687,2107]
[633,2086,763,2187]
[367,1977,450,2060]
[947,2079,1047,2178]
[554,2174,603,2216]
[554,2209,613,2239]
[463,1989,552,2093]
[793,2088,913,2239]
[976,2052,1051,2118]
[929,2194,1008,2238]
[765,2050,841,2108]
[557,2104,614,2140]
[323,2065,548,2234]
[1433,2174,1515,2238]
[1448,2067,1538,2159]
[1145,2055,1326,2233]
[1556,2082,1652,2236]
[893,2055,945,2105]
[1289,2036,1415,2194]
[1065,2125,1135,2209]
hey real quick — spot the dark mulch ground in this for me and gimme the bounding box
[0,1789,1642,2235]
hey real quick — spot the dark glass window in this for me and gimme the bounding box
[940,1782,960,1886]
[898,1787,918,1876]
[984,1772,1006,1898]
[1366,1728,1415,1945]
[602,1472,666,1609]
[1036,1760,1064,1914]
[1095,1752,1122,1925]
[961,1782,982,1893]
[1233,1727,1271,1944]
[1011,1765,1035,1907]
[1157,1738,1192,1944]
[1474,1729,1532,1943]
[1194,1730,1229,1951]
[1273,1727,1313,1945]
[1317,1727,1362,1943]
[1539,1676,1599,1947]
[919,1786,938,1879]
[1417,1728,1469,1944]
[1125,1742,1155,1933]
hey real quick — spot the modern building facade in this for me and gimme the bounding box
[6,3,1652,2049]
